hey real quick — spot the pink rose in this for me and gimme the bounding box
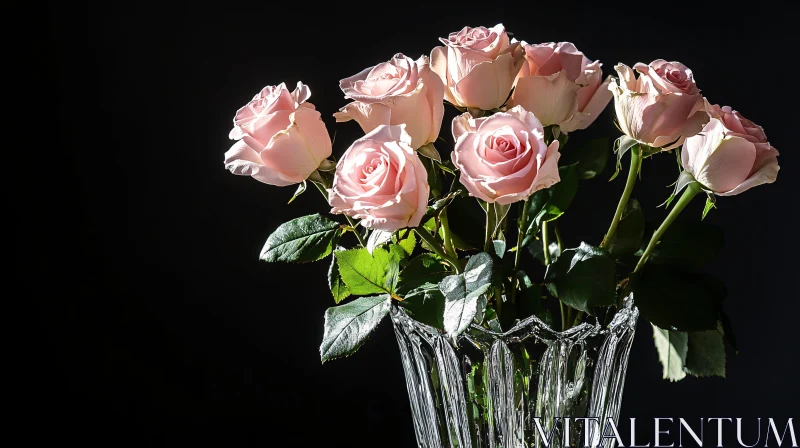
[224,82,332,186]
[328,125,429,231]
[609,60,708,149]
[430,24,525,111]
[334,54,444,149]
[682,100,779,196]
[451,105,561,204]
[511,42,612,131]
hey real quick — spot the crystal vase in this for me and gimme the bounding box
[391,297,638,448]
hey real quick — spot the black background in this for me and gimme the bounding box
[26,1,798,446]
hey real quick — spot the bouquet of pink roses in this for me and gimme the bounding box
[223,24,779,443]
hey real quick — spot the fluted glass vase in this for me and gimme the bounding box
[391,297,638,448]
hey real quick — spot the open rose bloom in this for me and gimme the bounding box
[335,54,444,149]
[451,105,561,204]
[430,24,524,111]
[328,125,429,231]
[225,82,332,186]
[610,60,708,150]
[682,101,779,196]
[511,42,612,131]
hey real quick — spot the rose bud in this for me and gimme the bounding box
[430,24,525,111]
[609,60,708,150]
[224,82,332,186]
[328,125,429,231]
[511,42,612,131]
[451,105,561,204]
[334,54,444,150]
[682,100,779,196]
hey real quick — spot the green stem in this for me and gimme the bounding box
[485,202,496,252]
[542,221,552,266]
[310,172,367,248]
[634,181,703,273]
[572,311,585,328]
[415,227,462,274]
[346,216,367,247]
[601,146,642,248]
[440,208,457,258]
[559,301,566,332]
[554,221,564,254]
[510,199,531,305]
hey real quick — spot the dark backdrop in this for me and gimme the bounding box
[29,1,798,446]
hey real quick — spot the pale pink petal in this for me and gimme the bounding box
[417,55,445,144]
[560,75,612,132]
[717,154,779,196]
[694,135,756,193]
[511,71,580,127]
[224,140,295,186]
[431,46,458,105]
[334,102,392,135]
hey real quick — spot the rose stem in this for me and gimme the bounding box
[345,216,367,247]
[439,208,457,259]
[484,202,496,252]
[311,170,367,247]
[541,221,552,266]
[415,227,462,274]
[601,145,643,248]
[554,221,564,254]
[553,220,576,328]
[572,311,584,328]
[509,198,531,305]
[635,181,703,273]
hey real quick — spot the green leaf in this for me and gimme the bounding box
[417,142,442,162]
[638,219,724,268]
[328,248,350,303]
[397,230,416,256]
[610,136,638,181]
[562,137,610,180]
[491,240,506,259]
[260,214,341,263]
[544,242,616,313]
[652,324,688,381]
[633,265,725,331]
[336,247,401,296]
[396,253,449,295]
[685,325,726,378]
[319,294,391,362]
[526,238,560,265]
[701,195,716,220]
[604,198,644,257]
[521,164,580,247]
[399,284,446,329]
[537,163,579,223]
[441,252,494,338]
[652,323,726,381]
[420,156,443,199]
[366,230,392,255]
[515,270,543,320]
[287,180,306,204]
